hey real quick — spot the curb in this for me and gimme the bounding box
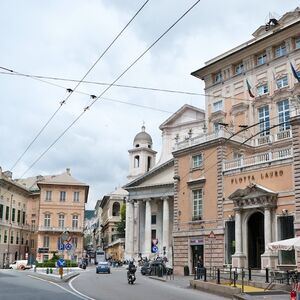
[29,271,80,283]
[148,276,167,282]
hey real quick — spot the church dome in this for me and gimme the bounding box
[133,126,152,147]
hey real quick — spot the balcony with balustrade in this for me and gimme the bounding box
[223,147,293,172]
[37,225,83,233]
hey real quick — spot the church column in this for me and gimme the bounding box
[144,199,152,257]
[125,199,134,259]
[162,197,169,258]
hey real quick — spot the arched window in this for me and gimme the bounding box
[134,155,140,168]
[112,202,120,216]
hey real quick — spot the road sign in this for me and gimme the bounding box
[209,231,215,239]
[57,258,65,267]
[58,243,65,251]
[152,245,158,253]
[65,243,72,251]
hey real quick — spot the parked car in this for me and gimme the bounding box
[96,261,110,274]
[9,260,31,270]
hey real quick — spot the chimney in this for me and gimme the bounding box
[66,168,71,175]
[3,171,12,179]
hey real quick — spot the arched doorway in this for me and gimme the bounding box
[247,212,264,269]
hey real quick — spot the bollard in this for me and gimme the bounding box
[229,266,232,282]
[233,271,237,287]
[59,267,63,279]
[265,268,269,283]
[286,270,290,285]
[204,267,207,282]
[194,267,197,280]
[217,268,220,284]
[248,267,252,281]
[46,268,49,274]
[241,268,245,293]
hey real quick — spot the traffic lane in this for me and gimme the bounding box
[70,267,228,300]
[0,269,81,300]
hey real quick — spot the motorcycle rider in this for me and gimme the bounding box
[127,260,137,282]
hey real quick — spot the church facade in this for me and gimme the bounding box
[124,105,205,264]
[172,7,300,274]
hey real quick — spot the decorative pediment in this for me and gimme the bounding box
[230,103,249,116]
[228,183,278,209]
[209,110,226,122]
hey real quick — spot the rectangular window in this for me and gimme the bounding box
[72,215,79,228]
[278,216,295,264]
[16,232,19,245]
[258,106,270,136]
[276,76,288,89]
[72,237,78,248]
[151,215,156,225]
[10,231,14,244]
[60,191,66,202]
[17,210,21,223]
[43,236,49,248]
[275,44,287,57]
[257,52,267,65]
[5,206,9,220]
[257,84,269,96]
[58,215,65,228]
[192,154,203,168]
[213,121,222,132]
[214,71,222,83]
[192,189,203,221]
[296,37,300,49]
[30,239,34,248]
[0,204,3,219]
[213,100,223,112]
[278,99,290,131]
[74,191,80,202]
[43,255,49,262]
[22,211,25,225]
[45,191,52,201]
[4,230,7,243]
[12,208,15,222]
[44,214,51,227]
[235,62,244,75]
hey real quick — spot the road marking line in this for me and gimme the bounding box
[69,276,96,300]
[27,274,92,300]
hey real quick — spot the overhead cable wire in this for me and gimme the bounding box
[8,0,150,172]
[19,0,202,178]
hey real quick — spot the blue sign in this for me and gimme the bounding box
[65,243,72,251]
[57,258,65,267]
[152,245,158,253]
[58,243,65,251]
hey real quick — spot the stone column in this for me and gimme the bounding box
[261,203,277,269]
[162,197,169,259]
[232,208,246,268]
[125,199,134,259]
[144,199,152,257]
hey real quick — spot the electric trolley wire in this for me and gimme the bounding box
[18,0,202,178]
[8,0,150,172]
[0,69,202,96]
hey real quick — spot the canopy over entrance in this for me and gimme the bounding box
[268,237,300,251]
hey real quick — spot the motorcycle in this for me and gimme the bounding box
[127,272,136,284]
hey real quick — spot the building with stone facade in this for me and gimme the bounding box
[124,105,205,264]
[100,187,128,261]
[0,167,89,267]
[172,7,300,275]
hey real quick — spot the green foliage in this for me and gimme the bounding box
[116,204,126,236]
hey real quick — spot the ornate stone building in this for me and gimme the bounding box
[173,7,300,274]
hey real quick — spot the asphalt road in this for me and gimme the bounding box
[69,266,228,300]
[0,269,82,300]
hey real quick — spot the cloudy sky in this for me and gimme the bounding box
[0,1,299,208]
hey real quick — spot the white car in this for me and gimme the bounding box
[9,260,31,270]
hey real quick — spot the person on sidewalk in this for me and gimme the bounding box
[197,256,203,279]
